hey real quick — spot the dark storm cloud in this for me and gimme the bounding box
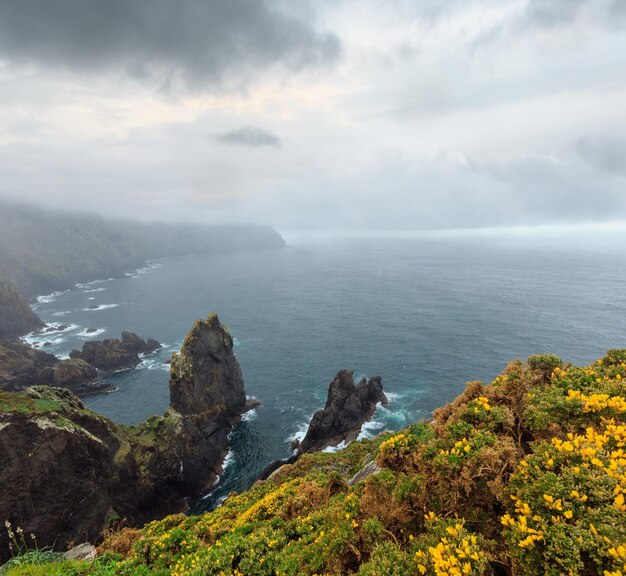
[215,126,281,148]
[0,0,340,89]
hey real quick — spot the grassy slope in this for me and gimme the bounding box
[2,351,625,576]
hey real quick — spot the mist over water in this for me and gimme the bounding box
[28,236,626,510]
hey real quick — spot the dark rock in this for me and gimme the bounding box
[169,313,245,415]
[0,340,58,392]
[0,341,104,397]
[70,332,161,371]
[0,313,251,561]
[0,282,44,339]
[85,327,98,334]
[297,370,388,453]
[53,358,98,389]
[258,454,300,481]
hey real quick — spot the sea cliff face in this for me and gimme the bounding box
[0,283,44,339]
[0,314,249,562]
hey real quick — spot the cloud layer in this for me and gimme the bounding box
[0,0,625,232]
[0,0,339,90]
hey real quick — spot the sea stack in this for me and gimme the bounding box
[165,313,252,492]
[296,370,388,453]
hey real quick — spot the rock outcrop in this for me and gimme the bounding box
[0,282,44,339]
[295,370,388,453]
[0,340,110,396]
[0,313,253,561]
[69,331,161,371]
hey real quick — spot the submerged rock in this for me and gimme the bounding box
[69,332,161,371]
[296,370,388,453]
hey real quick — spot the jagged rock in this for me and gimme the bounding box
[0,313,252,561]
[297,370,388,453]
[165,313,250,492]
[169,313,245,415]
[85,327,98,333]
[70,332,161,371]
[0,282,44,339]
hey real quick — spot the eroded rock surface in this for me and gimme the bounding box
[0,313,252,561]
[296,370,388,453]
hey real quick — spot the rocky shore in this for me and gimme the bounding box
[0,313,252,561]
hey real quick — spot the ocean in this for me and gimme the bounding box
[25,232,626,511]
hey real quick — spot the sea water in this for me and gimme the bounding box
[26,234,626,511]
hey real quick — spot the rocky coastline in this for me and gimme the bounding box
[0,313,252,562]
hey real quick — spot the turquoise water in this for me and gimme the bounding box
[27,235,626,510]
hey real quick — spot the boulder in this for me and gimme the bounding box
[70,332,161,371]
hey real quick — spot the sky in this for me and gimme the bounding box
[0,0,625,232]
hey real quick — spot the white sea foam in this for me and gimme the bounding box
[242,408,257,422]
[222,449,235,471]
[136,262,162,274]
[36,291,66,304]
[287,418,312,445]
[357,418,386,441]
[82,287,106,293]
[322,440,348,453]
[77,328,106,338]
[82,304,119,311]
[75,278,113,289]
[51,310,71,317]
[138,358,170,372]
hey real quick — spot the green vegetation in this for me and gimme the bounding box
[3,352,625,575]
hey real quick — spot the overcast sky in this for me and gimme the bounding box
[0,0,625,232]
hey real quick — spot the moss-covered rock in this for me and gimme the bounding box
[0,314,254,564]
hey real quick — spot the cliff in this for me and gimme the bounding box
[0,200,286,300]
[0,283,44,339]
[0,314,251,563]
[13,350,621,576]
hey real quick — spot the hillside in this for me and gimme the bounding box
[1,351,624,575]
[0,201,285,300]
